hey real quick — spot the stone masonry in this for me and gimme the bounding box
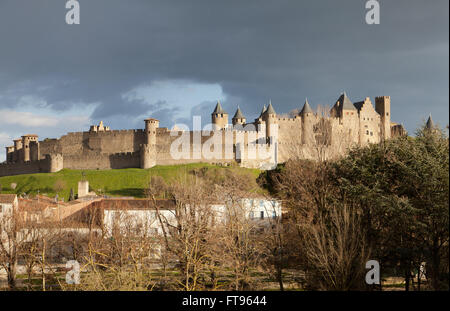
[1,93,406,177]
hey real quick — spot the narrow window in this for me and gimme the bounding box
[272,211,277,219]
[260,211,264,219]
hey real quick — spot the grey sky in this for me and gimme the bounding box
[0,0,448,160]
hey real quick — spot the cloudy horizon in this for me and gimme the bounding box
[0,0,448,161]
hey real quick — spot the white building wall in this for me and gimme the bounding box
[103,209,176,237]
[101,198,282,237]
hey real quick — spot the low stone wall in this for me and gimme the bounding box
[0,157,50,177]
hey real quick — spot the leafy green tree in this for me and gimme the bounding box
[332,123,449,290]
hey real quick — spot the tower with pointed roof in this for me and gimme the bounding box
[254,104,267,134]
[232,106,246,126]
[375,96,391,140]
[426,114,436,130]
[300,98,313,116]
[211,101,229,130]
[260,104,267,117]
[300,98,315,145]
[331,92,357,119]
[263,100,278,144]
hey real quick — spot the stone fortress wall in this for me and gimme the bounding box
[1,93,406,177]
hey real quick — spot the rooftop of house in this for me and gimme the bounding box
[94,198,177,211]
[18,195,84,212]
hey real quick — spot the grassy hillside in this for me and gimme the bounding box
[0,163,262,200]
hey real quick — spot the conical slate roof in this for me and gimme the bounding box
[233,106,245,119]
[259,104,267,117]
[212,101,227,114]
[265,102,276,115]
[426,114,435,129]
[300,98,313,115]
[338,92,356,110]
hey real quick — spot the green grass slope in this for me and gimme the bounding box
[0,163,262,200]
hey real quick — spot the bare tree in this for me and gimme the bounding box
[155,177,215,291]
[302,204,370,290]
[0,207,26,289]
[72,211,159,291]
[210,171,264,290]
[215,200,262,290]
[258,205,288,291]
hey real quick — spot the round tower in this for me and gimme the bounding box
[300,99,314,145]
[144,118,159,145]
[48,154,63,173]
[141,118,159,169]
[140,144,155,169]
[211,101,228,130]
[263,101,278,144]
[232,106,246,127]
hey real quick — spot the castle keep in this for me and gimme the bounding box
[1,93,406,177]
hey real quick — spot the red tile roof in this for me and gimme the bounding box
[94,198,176,210]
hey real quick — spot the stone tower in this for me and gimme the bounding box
[375,96,391,140]
[21,134,38,162]
[332,92,357,120]
[13,139,23,162]
[255,105,267,136]
[300,98,314,145]
[426,114,435,129]
[263,101,278,144]
[5,146,14,163]
[144,118,159,145]
[47,154,63,173]
[141,118,159,169]
[425,114,438,134]
[211,101,228,130]
[232,106,246,126]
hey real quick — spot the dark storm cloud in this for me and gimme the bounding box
[0,0,448,134]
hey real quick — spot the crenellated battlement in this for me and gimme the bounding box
[111,151,140,158]
[2,93,405,176]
